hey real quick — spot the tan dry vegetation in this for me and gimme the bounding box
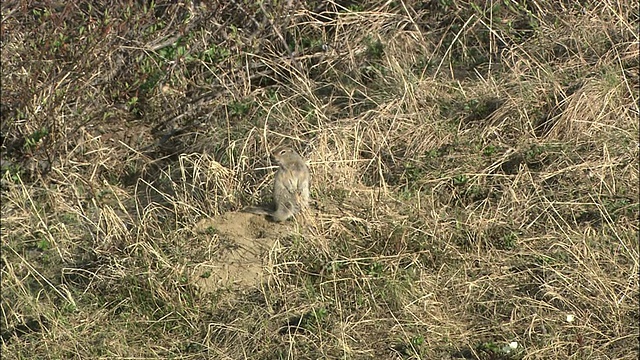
[1,0,638,359]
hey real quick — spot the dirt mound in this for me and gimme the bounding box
[193,212,288,289]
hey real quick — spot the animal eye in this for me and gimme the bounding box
[279,149,288,155]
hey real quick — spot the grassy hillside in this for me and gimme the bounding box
[1,1,638,359]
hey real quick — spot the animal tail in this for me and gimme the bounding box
[241,206,272,216]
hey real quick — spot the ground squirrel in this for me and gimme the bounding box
[244,147,310,222]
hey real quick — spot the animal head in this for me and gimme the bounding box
[272,147,302,166]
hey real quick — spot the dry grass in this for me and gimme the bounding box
[1,0,638,359]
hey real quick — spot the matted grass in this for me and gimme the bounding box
[1,1,638,359]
